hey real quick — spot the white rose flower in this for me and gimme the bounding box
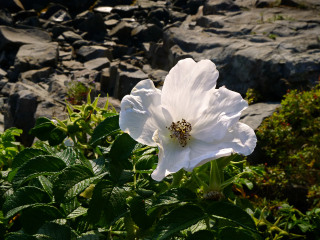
[120,58,257,181]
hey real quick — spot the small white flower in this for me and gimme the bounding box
[120,58,257,181]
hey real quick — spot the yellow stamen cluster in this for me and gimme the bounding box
[167,119,192,147]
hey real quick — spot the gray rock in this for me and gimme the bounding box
[48,73,69,101]
[78,13,106,41]
[109,21,136,40]
[114,66,148,99]
[0,26,51,51]
[97,96,121,112]
[197,15,225,28]
[148,7,170,24]
[77,45,113,61]
[62,31,83,43]
[14,42,59,74]
[20,67,54,83]
[203,0,240,15]
[240,102,281,130]
[0,9,13,26]
[255,0,278,8]
[104,19,119,29]
[4,89,38,147]
[49,9,71,22]
[0,68,7,79]
[100,61,119,95]
[131,23,163,42]
[84,57,111,71]
[170,10,188,23]
[72,40,90,50]
[161,6,320,100]
[148,69,168,85]
[62,61,85,70]
[0,79,8,92]
[111,5,139,18]
[0,82,13,97]
[0,110,3,133]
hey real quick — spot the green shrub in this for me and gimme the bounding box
[256,85,320,207]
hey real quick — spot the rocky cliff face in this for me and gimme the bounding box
[0,0,319,145]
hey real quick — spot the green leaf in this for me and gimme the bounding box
[38,176,53,198]
[206,201,256,231]
[90,115,120,145]
[3,186,51,219]
[130,196,153,230]
[153,188,197,208]
[20,204,63,234]
[5,233,37,240]
[153,205,206,240]
[12,148,48,170]
[109,133,137,161]
[185,230,215,240]
[56,147,79,166]
[108,133,137,183]
[37,222,76,240]
[29,117,67,146]
[12,156,66,189]
[219,226,255,240]
[87,180,127,226]
[67,206,88,219]
[135,155,157,171]
[90,157,106,175]
[53,165,101,203]
[77,234,100,240]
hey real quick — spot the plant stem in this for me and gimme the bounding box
[209,160,221,191]
[171,169,184,188]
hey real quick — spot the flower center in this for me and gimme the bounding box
[167,119,192,147]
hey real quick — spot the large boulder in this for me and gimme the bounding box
[162,6,320,100]
[0,26,51,51]
[77,45,113,61]
[14,42,59,75]
[4,89,38,147]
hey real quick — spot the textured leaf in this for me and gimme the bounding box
[3,186,51,219]
[153,205,206,240]
[90,115,120,145]
[20,204,63,234]
[87,180,127,226]
[135,155,157,171]
[206,201,256,231]
[56,147,79,166]
[107,133,137,183]
[5,233,37,240]
[77,234,100,240]
[90,157,106,175]
[29,117,67,146]
[153,188,197,208]
[12,156,66,189]
[53,165,101,203]
[12,148,48,170]
[109,133,138,161]
[219,227,255,240]
[130,196,153,230]
[37,222,76,240]
[67,206,88,219]
[38,176,53,198]
[185,230,215,240]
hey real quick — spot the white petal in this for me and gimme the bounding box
[186,122,257,171]
[161,58,219,124]
[191,87,248,142]
[119,80,166,146]
[151,130,191,181]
